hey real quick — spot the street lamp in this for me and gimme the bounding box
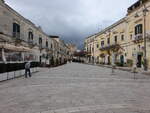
[143,5,149,71]
[93,35,97,64]
[93,37,95,64]
[134,5,149,71]
[111,52,115,74]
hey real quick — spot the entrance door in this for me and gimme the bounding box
[108,56,110,65]
[39,56,42,63]
[120,55,124,66]
[137,55,142,68]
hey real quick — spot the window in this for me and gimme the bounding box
[138,45,141,49]
[114,36,117,43]
[39,37,42,45]
[13,23,20,38]
[51,44,53,49]
[46,41,48,48]
[121,35,124,41]
[97,44,99,48]
[28,31,33,42]
[125,53,127,57]
[107,38,110,44]
[135,24,143,35]
[130,34,132,40]
[101,41,104,47]
[90,45,92,52]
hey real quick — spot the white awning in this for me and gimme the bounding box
[0,43,32,52]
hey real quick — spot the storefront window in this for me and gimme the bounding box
[5,52,22,62]
[0,50,37,62]
[24,53,37,61]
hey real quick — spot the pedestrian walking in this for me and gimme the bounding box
[25,61,31,78]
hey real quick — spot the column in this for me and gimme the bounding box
[2,48,6,63]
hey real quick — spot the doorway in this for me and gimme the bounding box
[39,56,42,63]
[137,54,142,68]
[108,56,111,65]
[120,55,124,66]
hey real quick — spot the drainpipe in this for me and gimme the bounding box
[143,4,148,71]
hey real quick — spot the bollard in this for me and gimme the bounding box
[20,70,22,77]
[111,65,116,75]
[36,67,37,72]
[7,72,9,80]
[14,71,16,78]
[132,66,138,79]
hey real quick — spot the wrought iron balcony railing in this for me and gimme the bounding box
[28,40,34,45]
[44,46,50,51]
[100,44,120,51]
[28,40,37,48]
[133,34,143,43]
[39,44,44,50]
[12,32,20,39]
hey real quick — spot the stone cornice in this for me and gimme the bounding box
[2,2,51,40]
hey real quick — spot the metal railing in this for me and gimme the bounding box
[133,34,143,41]
[100,44,120,51]
[12,32,21,39]
[28,40,34,44]
[39,44,44,50]
[0,62,39,82]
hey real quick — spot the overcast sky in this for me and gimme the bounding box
[6,0,137,49]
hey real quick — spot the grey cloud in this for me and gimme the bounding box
[6,0,137,49]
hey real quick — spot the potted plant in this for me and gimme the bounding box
[141,60,145,69]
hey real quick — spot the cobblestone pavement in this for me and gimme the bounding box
[0,63,150,113]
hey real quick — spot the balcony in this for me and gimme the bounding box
[13,32,20,39]
[12,32,23,45]
[28,40,34,45]
[133,34,143,43]
[44,46,50,51]
[100,44,120,51]
[28,40,36,48]
[39,44,44,50]
[86,51,92,56]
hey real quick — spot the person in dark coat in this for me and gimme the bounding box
[25,61,31,78]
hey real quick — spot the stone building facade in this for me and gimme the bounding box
[0,0,71,66]
[84,0,150,69]
[49,36,70,65]
[67,44,77,60]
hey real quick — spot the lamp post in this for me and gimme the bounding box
[93,37,95,64]
[93,35,96,64]
[143,4,149,71]
[134,4,149,71]
[111,52,116,75]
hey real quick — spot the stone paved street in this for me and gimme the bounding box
[0,63,150,113]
